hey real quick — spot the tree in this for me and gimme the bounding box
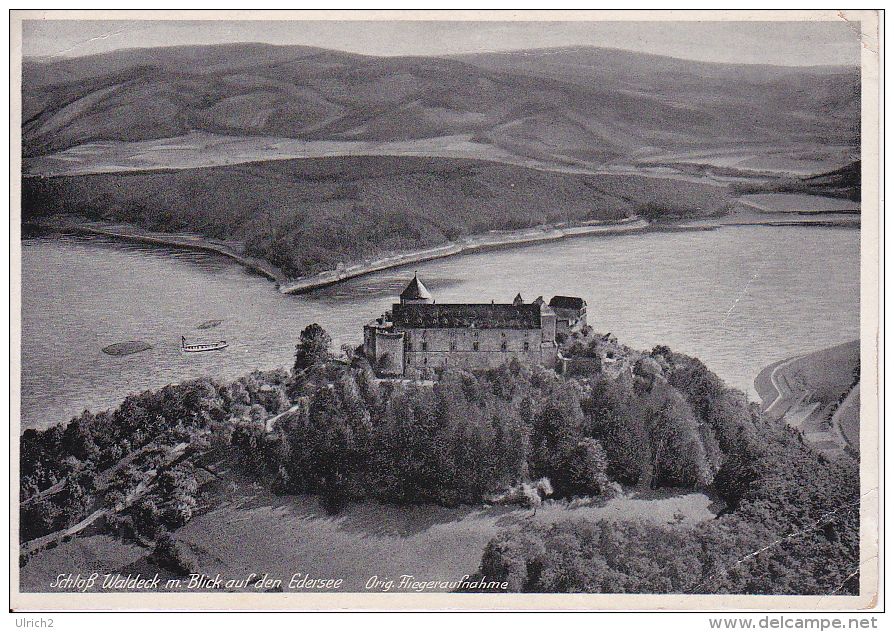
[152,530,198,577]
[567,438,611,497]
[293,323,332,374]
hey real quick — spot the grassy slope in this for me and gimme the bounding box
[23,44,859,165]
[20,455,717,593]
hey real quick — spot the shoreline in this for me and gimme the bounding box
[63,223,284,282]
[30,209,859,296]
[278,218,653,294]
[753,341,860,459]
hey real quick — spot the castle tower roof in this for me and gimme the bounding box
[400,273,433,304]
[513,293,524,305]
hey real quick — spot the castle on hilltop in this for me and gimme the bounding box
[363,274,587,377]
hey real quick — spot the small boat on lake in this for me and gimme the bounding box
[103,340,153,356]
[181,336,228,353]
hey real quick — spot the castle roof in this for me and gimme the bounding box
[392,303,541,330]
[548,295,586,310]
[400,274,433,302]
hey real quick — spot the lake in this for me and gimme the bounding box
[20,226,860,432]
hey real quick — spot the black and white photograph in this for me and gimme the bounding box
[10,10,880,612]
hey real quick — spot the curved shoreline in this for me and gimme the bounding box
[68,223,284,281]
[277,218,653,294]
[754,341,860,460]
[39,211,857,296]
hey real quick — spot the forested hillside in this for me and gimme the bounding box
[21,43,858,276]
[20,325,859,594]
[23,156,728,277]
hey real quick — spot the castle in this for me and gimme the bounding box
[363,274,586,377]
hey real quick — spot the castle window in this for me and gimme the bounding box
[422,342,428,351]
[407,342,413,352]
[523,341,530,351]
[450,340,457,351]
[473,342,479,351]
[501,341,508,352]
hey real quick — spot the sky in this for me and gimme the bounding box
[19,14,864,67]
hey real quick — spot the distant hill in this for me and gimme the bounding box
[800,160,861,200]
[733,160,861,200]
[22,43,859,167]
[20,43,859,277]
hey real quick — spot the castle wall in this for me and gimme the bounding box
[374,330,405,376]
[540,342,558,369]
[401,327,549,372]
[540,311,557,342]
[364,283,582,377]
[552,306,587,336]
[363,324,377,358]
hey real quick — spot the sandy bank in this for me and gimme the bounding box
[723,203,860,228]
[278,218,650,294]
[69,222,284,281]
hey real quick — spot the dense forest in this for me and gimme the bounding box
[21,155,731,278]
[19,325,859,594]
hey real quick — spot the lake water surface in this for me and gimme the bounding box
[20,226,860,432]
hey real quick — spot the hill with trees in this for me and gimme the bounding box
[23,155,728,278]
[19,324,859,594]
[21,44,859,276]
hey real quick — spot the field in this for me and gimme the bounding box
[738,193,861,213]
[20,463,717,593]
[637,145,857,178]
[24,132,526,178]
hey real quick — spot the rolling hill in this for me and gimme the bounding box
[22,43,859,166]
[20,43,860,277]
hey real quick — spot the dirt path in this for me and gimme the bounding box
[763,355,803,418]
[831,383,860,453]
[21,443,191,556]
